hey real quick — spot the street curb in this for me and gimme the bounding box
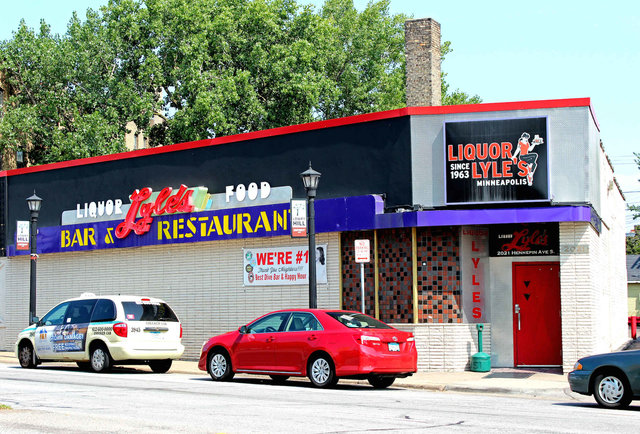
[0,351,574,400]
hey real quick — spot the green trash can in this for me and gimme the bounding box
[470,324,491,372]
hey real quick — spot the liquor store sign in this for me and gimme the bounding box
[445,117,549,204]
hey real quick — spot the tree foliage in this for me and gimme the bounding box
[0,0,479,166]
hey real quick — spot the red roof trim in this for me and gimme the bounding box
[0,97,592,178]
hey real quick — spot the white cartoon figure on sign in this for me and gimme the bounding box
[511,132,543,186]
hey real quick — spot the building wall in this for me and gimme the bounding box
[629,283,640,317]
[395,323,490,371]
[411,106,597,212]
[487,255,560,368]
[560,221,627,371]
[0,257,6,346]
[1,233,340,359]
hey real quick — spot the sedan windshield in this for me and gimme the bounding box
[326,312,392,329]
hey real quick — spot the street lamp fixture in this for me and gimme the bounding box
[300,162,321,309]
[26,192,42,325]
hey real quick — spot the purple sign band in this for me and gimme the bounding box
[7,195,593,256]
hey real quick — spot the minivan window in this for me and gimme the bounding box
[40,302,70,326]
[65,299,97,324]
[122,302,178,322]
[91,299,116,322]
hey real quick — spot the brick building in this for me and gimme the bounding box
[0,19,628,372]
[0,96,627,372]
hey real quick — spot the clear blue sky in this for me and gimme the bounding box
[1,0,638,230]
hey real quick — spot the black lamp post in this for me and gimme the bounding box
[27,192,42,325]
[300,163,321,309]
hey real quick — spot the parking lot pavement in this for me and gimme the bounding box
[0,350,583,400]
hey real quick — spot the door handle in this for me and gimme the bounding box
[266,336,275,342]
[308,334,317,341]
[514,304,521,331]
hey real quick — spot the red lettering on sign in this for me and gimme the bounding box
[472,257,480,268]
[115,185,194,239]
[473,292,481,302]
[448,145,459,161]
[501,229,549,252]
[472,275,481,286]
[472,307,482,319]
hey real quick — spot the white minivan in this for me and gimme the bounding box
[16,294,184,373]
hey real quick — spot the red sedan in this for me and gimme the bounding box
[198,309,417,388]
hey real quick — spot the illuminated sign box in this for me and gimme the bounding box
[444,118,549,204]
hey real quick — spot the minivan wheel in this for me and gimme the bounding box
[90,345,112,373]
[308,355,338,388]
[594,373,632,409]
[208,350,234,381]
[149,359,173,373]
[18,342,36,369]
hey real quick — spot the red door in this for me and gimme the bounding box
[512,262,562,366]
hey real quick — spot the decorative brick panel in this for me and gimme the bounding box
[417,227,461,323]
[377,229,413,323]
[341,227,461,324]
[341,231,376,315]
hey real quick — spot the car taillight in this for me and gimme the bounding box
[113,322,128,338]
[356,335,381,346]
[180,324,183,339]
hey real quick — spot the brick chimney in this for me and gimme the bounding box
[405,18,442,107]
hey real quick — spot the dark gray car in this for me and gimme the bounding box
[568,349,640,409]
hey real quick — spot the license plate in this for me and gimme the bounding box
[388,342,400,352]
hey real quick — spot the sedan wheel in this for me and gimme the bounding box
[594,373,632,409]
[208,351,234,381]
[308,355,337,388]
[18,343,36,369]
[90,346,112,373]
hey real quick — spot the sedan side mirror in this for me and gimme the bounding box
[31,316,40,326]
[239,325,248,334]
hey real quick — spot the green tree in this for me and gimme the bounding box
[0,0,480,166]
[0,2,161,165]
[628,227,640,255]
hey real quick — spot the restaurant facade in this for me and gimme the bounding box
[0,97,627,372]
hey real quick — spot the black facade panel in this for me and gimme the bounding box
[3,117,412,249]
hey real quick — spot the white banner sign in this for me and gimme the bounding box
[16,221,29,251]
[243,245,327,286]
[290,199,307,238]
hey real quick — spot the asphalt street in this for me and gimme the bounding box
[1,362,638,433]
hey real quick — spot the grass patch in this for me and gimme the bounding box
[0,404,12,410]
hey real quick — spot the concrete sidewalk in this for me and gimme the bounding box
[0,350,583,401]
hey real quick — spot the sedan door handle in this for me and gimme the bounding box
[308,335,317,341]
[266,336,275,342]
